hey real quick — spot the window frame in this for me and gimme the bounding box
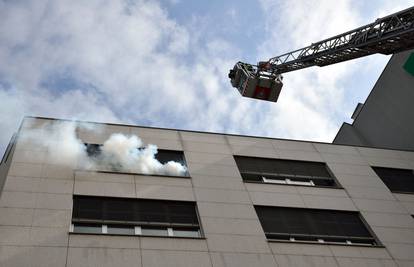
[84,143,190,178]
[372,166,414,194]
[254,205,381,247]
[70,195,204,239]
[234,155,341,189]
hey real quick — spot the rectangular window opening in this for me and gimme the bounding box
[255,206,378,246]
[372,166,414,194]
[85,143,188,176]
[234,156,338,188]
[71,196,202,238]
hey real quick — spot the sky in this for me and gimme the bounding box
[0,0,413,155]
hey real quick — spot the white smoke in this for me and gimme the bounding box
[20,120,187,176]
[99,133,187,176]
[20,121,88,167]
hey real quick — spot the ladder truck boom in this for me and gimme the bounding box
[229,6,414,102]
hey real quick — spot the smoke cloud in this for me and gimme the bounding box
[20,121,187,176]
[99,133,187,176]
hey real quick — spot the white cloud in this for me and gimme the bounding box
[226,8,237,21]
[259,0,360,52]
[256,0,413,141]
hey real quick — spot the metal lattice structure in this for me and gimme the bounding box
[267,6,414,74]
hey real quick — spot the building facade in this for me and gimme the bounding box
[334,49,414,150]
[1,117,414,267]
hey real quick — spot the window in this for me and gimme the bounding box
[372,167,414,193]
[234,156,338,188]
[85,143,101,158]
[154,149,186,165]
[85,143,188,175]
[71,196,202,238]
[255,206,377,245]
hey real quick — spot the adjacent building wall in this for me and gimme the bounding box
[334,49,414,150]
[0,134,16,198]
[0,117,414,267]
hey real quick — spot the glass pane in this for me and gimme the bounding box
[141,227,168,236]
[255,206,374,242]
[173,228,201,238]
[107,225,135,235]
[73,223,102,234]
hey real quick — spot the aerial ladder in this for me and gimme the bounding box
[229,6,414,102]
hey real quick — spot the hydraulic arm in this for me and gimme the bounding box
[229,6,414,102]
[266,6,414,74]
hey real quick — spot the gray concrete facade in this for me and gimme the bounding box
[334,49,414,150]
[0,117,414,267]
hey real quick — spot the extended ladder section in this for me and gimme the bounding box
[229,6,414,102]
[267,6,414,74]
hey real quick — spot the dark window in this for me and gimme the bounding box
[234,156,337,187]
[155,150,186,165]
[72,196,201,237]
[86,144,102,158]
[85,143,187,175]
[372,167,414,193]
[255,206,377,245]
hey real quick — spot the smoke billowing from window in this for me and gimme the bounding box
[99,133,186,176]
[20,121,187,176]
